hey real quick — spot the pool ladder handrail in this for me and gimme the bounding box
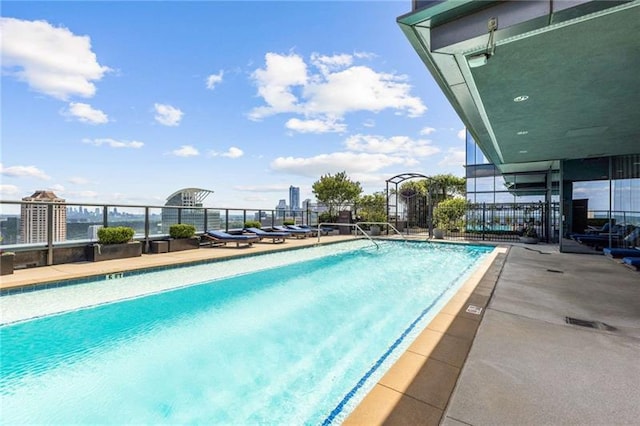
[317,222,379,249]
[355,221,408,243]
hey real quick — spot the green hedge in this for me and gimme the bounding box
[283,220,295,225]
[169,224,196,239]
[244,220,262,229]
[97,226,135,244]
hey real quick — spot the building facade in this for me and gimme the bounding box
[20,190,67,244]
[289,186,300,211]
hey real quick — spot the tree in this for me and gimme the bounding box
[358,192,387,223]
[397,174,465,204]
[312,171,362,219]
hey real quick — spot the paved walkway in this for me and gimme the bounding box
[442,244,640,425]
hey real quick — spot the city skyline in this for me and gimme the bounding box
[1,2,466,210]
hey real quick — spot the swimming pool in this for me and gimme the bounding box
[1,240,493,424]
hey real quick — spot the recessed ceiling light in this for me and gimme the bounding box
[513,95,529,102]
[517,130,528,135]
[519,150,528,154]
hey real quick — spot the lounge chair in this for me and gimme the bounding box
[244,227,289,244]
[273,225,309,238]
[603,247,640,258]
[285,224,318,237]
[621,257,640,271]
[202,230,259,247]
[298,224,334,236]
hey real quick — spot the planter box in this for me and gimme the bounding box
[1,253,15,275]
[167,237,200,252]
[86,241,142,262]
[150,240,169,254]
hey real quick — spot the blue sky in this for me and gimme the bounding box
[1,1,466,211]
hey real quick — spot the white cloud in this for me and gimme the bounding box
[285,118,346,134]
[457,128,466,140]
[0,163,50,180]
[249,53,308,120]
[172,145,199,157]
[66,102,108,124]
[310,53,353,76]
[0,184,20,195]
[362,119,375,128]
[68,176,89,184]
[82,138,144,148]
[420,126,436,135]
[206,70,224,90]
[271,152,410,178]
[249,52,426,130]
[209,146,244,158]
[438,148,466,167]
[48,183,65,192]
[0,17,110,100]
[154,103,183,126]
[344,134,440,157]
[222,147,243,158]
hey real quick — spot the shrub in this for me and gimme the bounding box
[318,212,336,224]
[244,220,262,229]
[169,224,196,239]
[434,198,468,231]
[283,220,295,225]
[97,226,135,244]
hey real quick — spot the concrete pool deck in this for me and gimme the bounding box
[1,237,638,424]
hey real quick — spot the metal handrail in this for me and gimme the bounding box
[355,221,407,242]
[317,222,379,249]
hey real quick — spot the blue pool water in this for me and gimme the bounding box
[0,240,493,424]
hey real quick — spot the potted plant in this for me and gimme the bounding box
[1,250,15,275]
[87,226,142,261]
[433,198,467,239]
[244,220,262,229]
[519,226,539,244]
[358,192,386,236]
[167,224,199,252]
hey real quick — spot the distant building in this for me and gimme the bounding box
[289,186,300,211]
[161,188,216,233]
[275,199,288,219]
[21,190,67,243]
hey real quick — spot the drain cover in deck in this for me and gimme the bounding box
[565,317,617,331]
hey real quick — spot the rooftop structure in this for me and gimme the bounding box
[398,0,640,252]
[162,188,215,233]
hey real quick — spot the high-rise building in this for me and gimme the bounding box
[275,199,288,219]
[289,186,300,211]
[162,188,215,233]
[20,190,67,243]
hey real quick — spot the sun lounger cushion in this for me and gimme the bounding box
[603,248,640,258]
[621,257,640,270]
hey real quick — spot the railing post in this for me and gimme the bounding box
[144,207,150,253]
[225,209,229,232]
[47,203,54,266]
[103,205,108,227]
[177,208,182,225]
[482,203,486,241]
[204,208,208,233]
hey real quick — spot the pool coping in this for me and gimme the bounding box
[343,244,509,425]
